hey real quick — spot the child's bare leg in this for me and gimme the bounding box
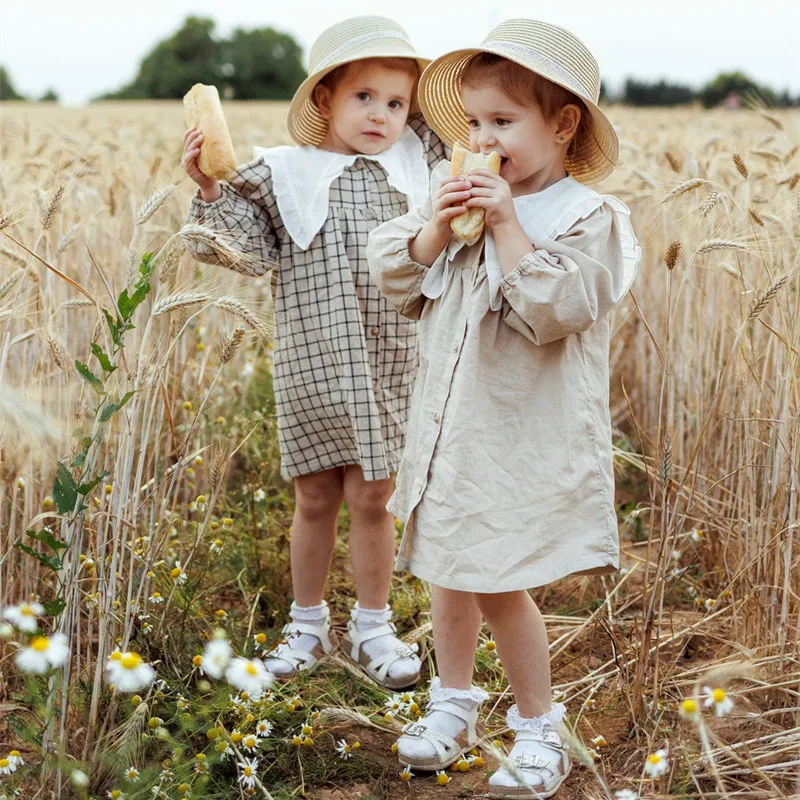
[343,466,420,685]
[264,468,343,676]
[397,585,486,764]
[290,468,345,605]
[343,465,395,607]
[476,590,551,716]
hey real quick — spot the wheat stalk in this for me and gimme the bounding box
[696,239,750,255]
[664,241,681,270]
[217,327,246,364]
[214,297,270,339]
[0,245,27,266]
[41,185,65,231]
[62,298,95,310]
[0,267,24,297]
[699,190,721,218]
[747,274,788,321]
[136,185,175,226]
[732,153,749,179]
[662,178,707,204]
[152,291,211,316]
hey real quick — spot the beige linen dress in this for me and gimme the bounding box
[366,163,639,592]
[185,116,446,481]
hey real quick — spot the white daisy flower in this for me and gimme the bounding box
[3,602,44,632]
[679,698,700,722]
[210,539,224,555]
[225,657,273,695]
[335,738,353,760]
[149,592,164,605]
[0,757,17,776]
[238,757,259,788]
[241,734,260,753]
[8,750,24,767]
[435,769,451,785]
[106,651,156,692]
[241,361,255,377]
[689,528,703,543]
[643,748,669,778]
[703,686,734,716]
[200,638,232,679]
[125,766,140,782]
[15,633,69,673]
[614,791,639,800]
[253,488,266,502]
[256,720,273,737]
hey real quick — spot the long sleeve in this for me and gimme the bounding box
[367,201,435,321]
[499,204,628,346]
[185,159,281,277]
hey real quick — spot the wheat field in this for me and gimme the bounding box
[0,101,799,799]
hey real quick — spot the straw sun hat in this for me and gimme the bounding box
[418,19,619,184]
[287,16,429,147]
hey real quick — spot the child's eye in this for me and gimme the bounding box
[389,100,404,110]
[496,118,511,127]
[467,119,479,129]
[357,92,371,101]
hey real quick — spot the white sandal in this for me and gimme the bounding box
[488,705,571,799]
[341,619,420,690]
[396,681,487,771]
[263,610,338,679]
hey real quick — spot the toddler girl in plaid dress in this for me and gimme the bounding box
[368,19,639,797]
[181,17,446,689]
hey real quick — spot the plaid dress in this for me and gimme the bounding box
[186,116,447,480]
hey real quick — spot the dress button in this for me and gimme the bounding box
[451,344,458,354]
[369,326,379,336]
[433,414,441,424]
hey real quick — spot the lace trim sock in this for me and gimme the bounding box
[263,602,328,676]
[506,702,567,733]
[351,603,419,681]
[429,676,489,705]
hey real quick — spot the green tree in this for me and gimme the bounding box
[101,17,221,99]
[622,78,695,107]
[221,27,306,100]
[0,65,26,101]
[699,71,776,108]
[39,88,59,103]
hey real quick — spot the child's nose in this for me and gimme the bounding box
[369,108,386,123]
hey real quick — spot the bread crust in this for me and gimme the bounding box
[449,143,501,238]
[183,84,237,181]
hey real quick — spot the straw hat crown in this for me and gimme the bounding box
[288,16,428,147]
[418,18,618,184]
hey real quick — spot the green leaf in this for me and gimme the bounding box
[91,343,116,375]
[102,308,124,347]
[99,391,135,422]
[27,527,68,552]
[75,360,104,394]
[53,462,78,514]
[14,542,61,572]
[71,436,93,468]
[43,598,66,616]
[77,470,109,496]
[117,253,154,323]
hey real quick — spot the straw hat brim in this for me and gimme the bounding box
[418,48,619,184]
[288,54,431,147]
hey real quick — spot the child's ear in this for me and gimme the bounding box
[315,84,333,119]
[555,104,581,145]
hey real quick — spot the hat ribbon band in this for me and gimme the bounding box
[314,31,414,72]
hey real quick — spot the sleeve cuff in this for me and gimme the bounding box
[189,184,236,216]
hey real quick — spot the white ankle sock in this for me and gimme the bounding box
[397,678,488,761]
[264,601,327,677]
[489,704,568,789]
[351,603,419,682]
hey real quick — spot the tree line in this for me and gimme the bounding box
[2,16,798,108]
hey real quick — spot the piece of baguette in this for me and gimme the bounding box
[449,143,502,239]
[183,84,237,181]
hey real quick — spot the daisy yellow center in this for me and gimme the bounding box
[121,653,143,670]
[9,751,20,758]
[171,568,182,578]
[244,766,252,776]
[245,737,255,747]
[0,759,9,768]
[111,792,121,800]
[128,770,137,778]
[193,655,203,666]
[256,633,267,644]
[245,662,258,676]
[648,753,662,764]
[21,605,34,616]
[110,651,122,661]
[31,636,50,652]
[214,539,223,547]
[682,699,697,713]
[712,688,726,703]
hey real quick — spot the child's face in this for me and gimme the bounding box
[316,60,415,156]
[463,83,574,196]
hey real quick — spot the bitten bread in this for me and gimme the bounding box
[183,84,237,181]
[449,143,502,239]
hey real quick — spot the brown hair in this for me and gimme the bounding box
[314,57,420,107]
[461,53,590,155]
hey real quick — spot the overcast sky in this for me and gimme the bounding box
[4,0,800,105]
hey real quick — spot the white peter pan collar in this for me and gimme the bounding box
[254,126,429,250]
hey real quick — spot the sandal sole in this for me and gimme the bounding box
[486,761,572,799]
[265,630,338,681]
[399,721,485,772]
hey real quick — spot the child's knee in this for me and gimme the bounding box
[475,590,529,620]
[347,479,393,517]
[295,477,343,521]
